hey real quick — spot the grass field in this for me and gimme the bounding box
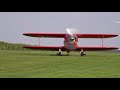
[0,50,120,78]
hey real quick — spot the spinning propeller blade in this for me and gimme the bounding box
[66,28,79,35]
[114,21,120,24]
[66,28,73,35]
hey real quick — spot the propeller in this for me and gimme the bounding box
[66,28,79,35]
[114,21,120,24]
[66,28,73,35]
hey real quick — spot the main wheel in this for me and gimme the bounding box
[57,52,62,56]
[80,52,84,56]
[67,51,70,56]
[80,52,86,56]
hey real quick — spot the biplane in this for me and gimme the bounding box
[23,28,119,56]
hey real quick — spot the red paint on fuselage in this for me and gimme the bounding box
[64,34,78,50]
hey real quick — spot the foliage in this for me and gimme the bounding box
[0,41,30,51]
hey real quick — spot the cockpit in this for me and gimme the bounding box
[68,35,76,42]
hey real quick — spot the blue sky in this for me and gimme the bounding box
[0,12,120,49]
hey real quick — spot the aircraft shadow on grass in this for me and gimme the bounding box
[20,53,80,56]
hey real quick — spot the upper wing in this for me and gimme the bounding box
[23,33,66,38]
[23,46,66,51]
[23,33,118,38]
[77,34,118,38]
[76,46,119,51]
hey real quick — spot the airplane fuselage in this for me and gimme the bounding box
[64,34,78,51]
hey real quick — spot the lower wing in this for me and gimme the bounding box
[23,46,66,51]
[23,46,118,51]
[76,46,119,51]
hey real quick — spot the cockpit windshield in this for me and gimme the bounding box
[68,35,76,42]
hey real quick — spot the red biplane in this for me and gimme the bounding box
[23,29,119,56]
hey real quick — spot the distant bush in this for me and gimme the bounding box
[0,41,31,51]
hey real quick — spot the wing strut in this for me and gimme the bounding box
[38,37,40,46]
[102,35,104,47]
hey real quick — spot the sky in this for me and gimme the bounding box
[0,12,120,49]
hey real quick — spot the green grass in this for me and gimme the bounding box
[0,50,120,78]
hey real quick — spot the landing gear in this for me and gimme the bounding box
[67,51,70,56]
[56,49,86,56]
[80,49,86,56]
[56,49,71,56]
[57,49,63,56]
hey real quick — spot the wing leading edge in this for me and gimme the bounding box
[77,34,118,38]
[23,46,66,51]
[23,33,118,38]
[23,33,66,38]
[24,46,118,51]
[76,46,119,51]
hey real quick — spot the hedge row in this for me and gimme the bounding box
[0,41,31,51]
